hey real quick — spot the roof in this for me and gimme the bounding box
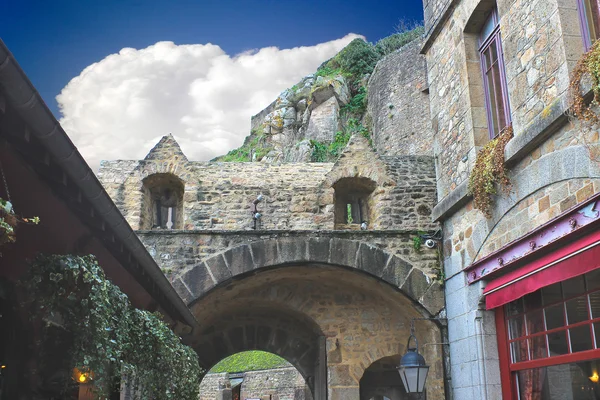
[0,39,197,327]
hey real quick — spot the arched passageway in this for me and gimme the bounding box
[360,355,407,400]
[199,351,312,400]
[189,265,445,400]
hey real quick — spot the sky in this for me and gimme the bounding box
[1,0,424,170]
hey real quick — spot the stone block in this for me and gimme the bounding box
[381,256,413,288]
[223,245,256,277]
[327,364,355,386]
[328,386,360,400]
[205,255,233,284]
[278,238,308,264]
[170,276,194,304]
[305,97,340,143]
[307,237,331,264]
[181,263,216,300]
[329,238,360,268]
[421,281,445,315]
[250,239,279,268]
[355,243,389,277]
[400,268,430,302]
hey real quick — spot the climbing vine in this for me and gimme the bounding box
[570,40,600,126]
[468,126,514,218]
[21,254,202,399]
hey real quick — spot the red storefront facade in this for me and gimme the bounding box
[467,193,600,399]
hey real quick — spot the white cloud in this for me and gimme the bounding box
[57,35,362,171]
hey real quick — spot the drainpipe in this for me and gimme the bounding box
[475,311,488,400]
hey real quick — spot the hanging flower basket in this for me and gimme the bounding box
[0,198,39,246]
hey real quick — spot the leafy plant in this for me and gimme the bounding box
[334,38,380,83]
[467,126,514,218]
[570,40,600,126]
[209,351,290,374]
[0,197,39,247]
[341,87,367,117]
[413,235,423,252]
[21,254,202,399]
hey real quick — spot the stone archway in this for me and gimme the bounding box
[172,237,445,318]
[184,261,446,400]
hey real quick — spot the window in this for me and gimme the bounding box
[578,0,600,51]
[333,178,376,229]
[479,9,511,138]
[500,270,600,399]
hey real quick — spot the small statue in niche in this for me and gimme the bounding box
[153,187,178,229]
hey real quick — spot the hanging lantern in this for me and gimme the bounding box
[398,326,429,393]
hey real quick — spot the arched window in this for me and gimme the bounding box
[141,174,184,230]
[333,177,376,229]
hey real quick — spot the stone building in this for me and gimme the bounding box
[422,0,600,398]
[98,38,448,400]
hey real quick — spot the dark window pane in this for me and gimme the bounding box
[570,325,593,353]
[526,310,545,334]
[548,330,569,356]
[563,275,586,298]
[529,335,548,359]
[506,298,524,317]
[594,323,600,348]
[545,304,566,330]
[517,360,600,399]
[508,317,525,339]
[542,283,563,305]
[525,291,543,311]
[589,291,600,319]
[587,269,600,290]
[566,296,590,325]
[491,63,507,131]
[511,339,529,362]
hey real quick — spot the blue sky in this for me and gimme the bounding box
[1,0,424,168]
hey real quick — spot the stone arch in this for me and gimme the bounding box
[469,145,600,261]
[193,305,324,388]
[173,237,444,317]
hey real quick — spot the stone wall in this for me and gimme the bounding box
[98,135,438,233]
[138,230,442,281]
[422,0,600,398]
[200,369,311,400]
[367,39,433,157]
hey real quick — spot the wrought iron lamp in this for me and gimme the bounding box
[398,320,430,394]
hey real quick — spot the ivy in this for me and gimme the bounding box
[21,254,202,399]
[467,126,514,218]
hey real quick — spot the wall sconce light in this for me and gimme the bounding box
[590,372,599,383]
[73,368,92,384]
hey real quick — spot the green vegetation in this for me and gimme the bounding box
[213,128,273,162]
[209,351,290,373]
[374,25,425,56]
[21,254,202,400]
[341,86,367,117]
[310,118,372,162]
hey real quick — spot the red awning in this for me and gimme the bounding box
[484,229,600,309]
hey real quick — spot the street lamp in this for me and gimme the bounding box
[398,321,430,394]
